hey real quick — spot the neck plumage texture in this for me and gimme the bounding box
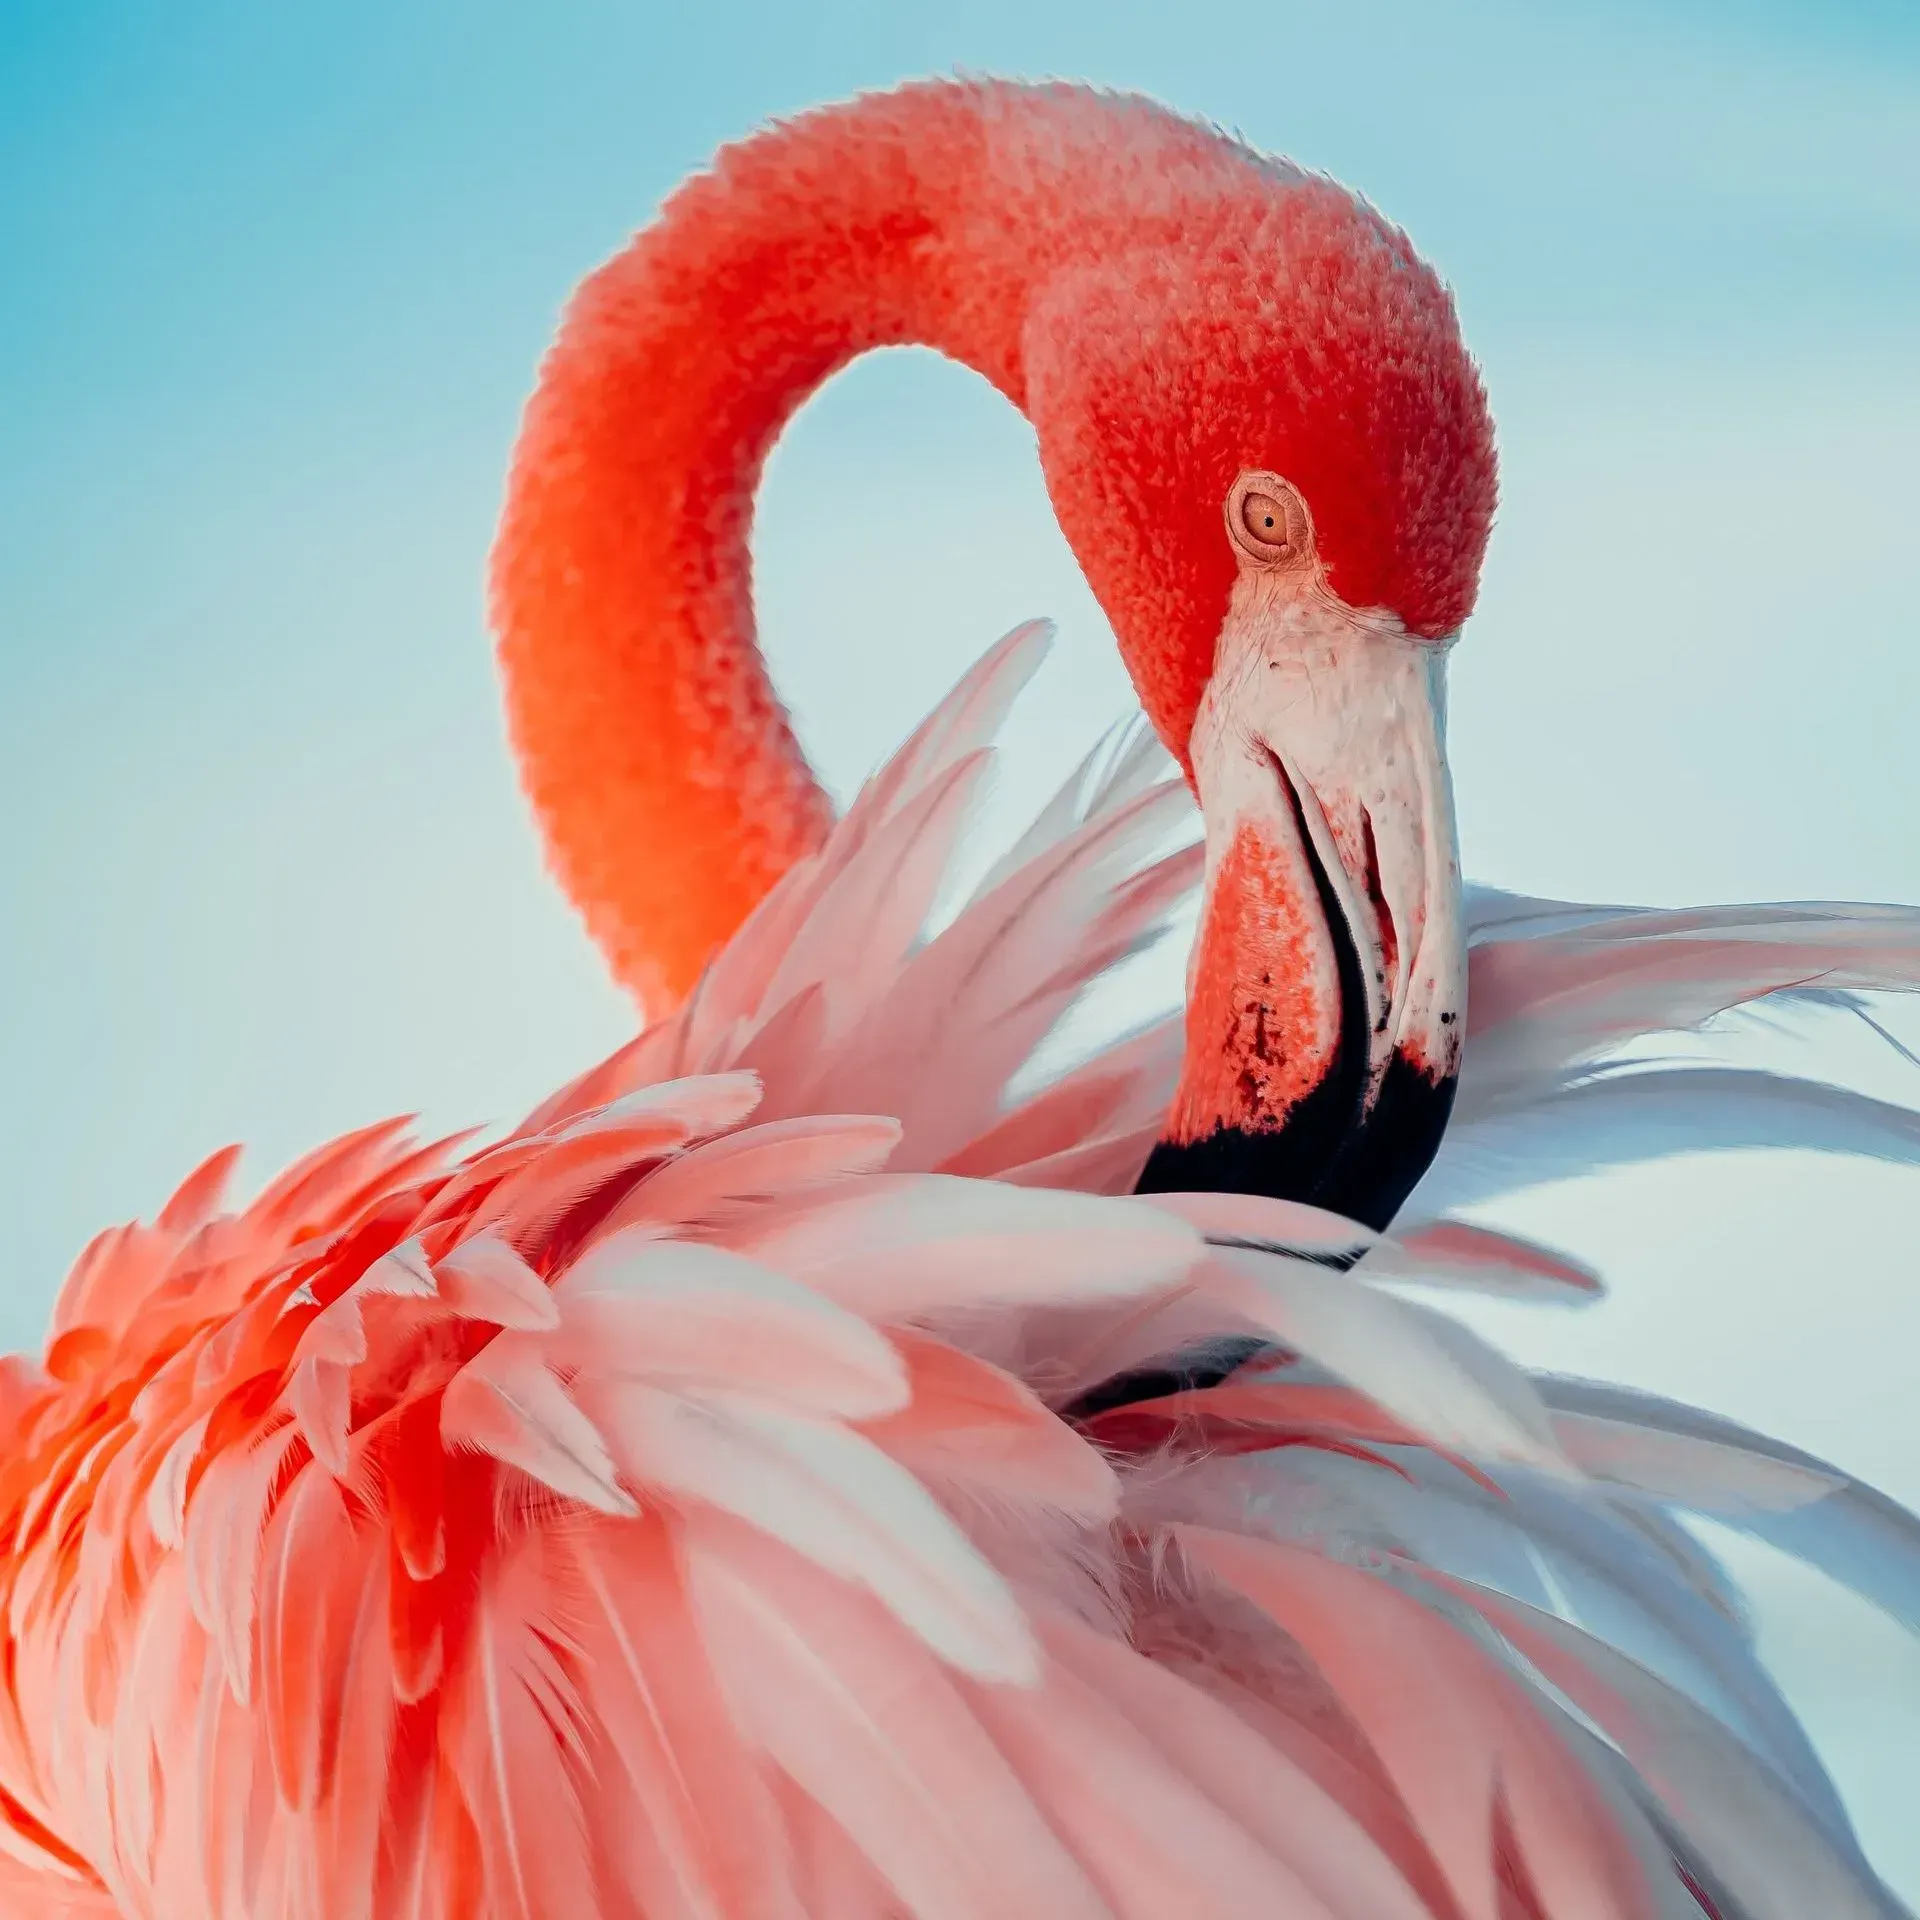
[492,79,1289,1014]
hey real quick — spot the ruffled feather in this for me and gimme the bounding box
[2,632,1917,1919]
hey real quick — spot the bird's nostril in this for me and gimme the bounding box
[1267,747,1370,1134]
[1359,810,1398,1024]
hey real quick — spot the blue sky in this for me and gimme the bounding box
[4,0,1919,1891]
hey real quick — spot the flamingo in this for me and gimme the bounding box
[2,74,1917,1920]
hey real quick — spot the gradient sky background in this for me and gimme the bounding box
[4,0,1919,1897]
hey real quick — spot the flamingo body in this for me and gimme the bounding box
[4,634,1918,1917]
[4,77,1919,1920]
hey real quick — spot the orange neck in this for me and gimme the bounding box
[491,85,1034,1015]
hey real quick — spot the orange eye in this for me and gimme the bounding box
[1226,472,1312,568]
[1241,493,1289,548]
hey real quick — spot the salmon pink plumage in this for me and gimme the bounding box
[4,75,1918,1920]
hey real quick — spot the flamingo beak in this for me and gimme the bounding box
[1136,586,1466,1231]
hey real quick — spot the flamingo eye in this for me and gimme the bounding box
[1226,471,1313,569]
[1241,494,1289,546]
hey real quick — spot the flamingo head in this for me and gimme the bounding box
[492,79,1494,1230]
[1012,159,1494,1226]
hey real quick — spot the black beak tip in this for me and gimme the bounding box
[1135,1051,1457,1234]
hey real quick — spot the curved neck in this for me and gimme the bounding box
[492,84,1043,1014]
[491,79,1291,1014]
